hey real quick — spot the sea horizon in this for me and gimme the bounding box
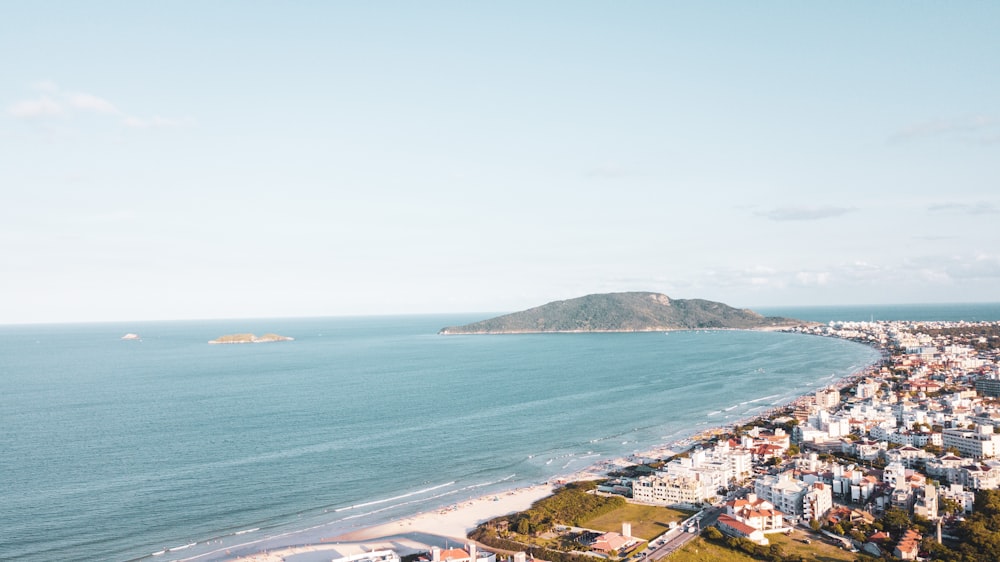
[2,303,996,561]
[4,300,1000,328]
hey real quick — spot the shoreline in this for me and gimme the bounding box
[203,341,882,562]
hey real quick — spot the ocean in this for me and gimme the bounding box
[1,303,995,562]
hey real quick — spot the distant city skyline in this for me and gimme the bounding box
[2,3,998,324]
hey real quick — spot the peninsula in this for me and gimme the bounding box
[439,292,806,334]
[208,333,294,344]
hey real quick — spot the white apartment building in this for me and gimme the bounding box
[631,473,711,507]
[959,461,1000,490]
[754,472,832,522]
[815,388,841,410]
[942,426,1000,459]
[924,454,966,484]
[856,380,880,400]
[802,482,833,522]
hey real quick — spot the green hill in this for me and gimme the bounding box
[439,292,805,334]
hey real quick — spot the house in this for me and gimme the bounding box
[893,529,921,560]
[583,524,642,555]
[419,545,496,562]
[716,514,768,545]
[724,493,785,532]
[588,532,634,554]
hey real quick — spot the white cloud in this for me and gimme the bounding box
[8,82,191,130]
[8,97,63,117]
[947,253,1000,280]
[794,271,830,286]
[67,92,120,114]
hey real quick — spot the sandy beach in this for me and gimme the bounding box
[223,484,555,562]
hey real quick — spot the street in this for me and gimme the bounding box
[645,507,722,560]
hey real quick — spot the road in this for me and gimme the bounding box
[645,507,722,560]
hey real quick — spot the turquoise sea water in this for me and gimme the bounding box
[2,304,993,562]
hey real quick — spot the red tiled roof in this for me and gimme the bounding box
[440,548,470,561]
[717,514,757,536]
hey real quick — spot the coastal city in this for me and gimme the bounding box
[6,3,998,562]
[289,318,1000,562]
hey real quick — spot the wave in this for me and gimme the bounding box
[338,488,463,521]
[334,481,456,513]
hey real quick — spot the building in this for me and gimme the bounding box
[754,472,831,522]
[816,388,841,409]
[420,545,496,562]
[724,493,785,531]
[942,425,1000,459]
[974,378,1000,398]
[924,453,966,484]
[912,483,938,520]
[334,551,401,562]
[894,529,921,560]
[802,482,832,523]
[631,473,712,507]
[716,514,768,545]
[586,527,641,555]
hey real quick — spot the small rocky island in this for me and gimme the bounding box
[208,333,294,344]
[440,291,808,334]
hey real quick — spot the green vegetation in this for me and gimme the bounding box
[439,292,805,334]
[469,482,627,561]
[468,483,692,561]
[582,503,691,540]
[671,536,759,562]
[953,489,1000,561]
[510,481,626,534]
[689,530,864,562]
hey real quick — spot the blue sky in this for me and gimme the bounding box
[2,3,999,323]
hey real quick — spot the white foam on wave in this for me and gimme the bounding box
[334,481,456,513]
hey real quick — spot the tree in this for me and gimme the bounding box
[881,507,912,534]
[940,496,963,515]
[921,536,955,562]
[809,519,822,532]
[702,526,723,541]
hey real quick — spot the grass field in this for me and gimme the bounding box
[581,503,694,540]
[766,530,859,562]
[668,529,860,562]
[668,537,758,562]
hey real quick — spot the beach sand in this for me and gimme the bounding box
[226,484,554,562]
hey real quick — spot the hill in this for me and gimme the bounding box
[439,292,805,334]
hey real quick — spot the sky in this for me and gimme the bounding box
[2,2,999,324]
